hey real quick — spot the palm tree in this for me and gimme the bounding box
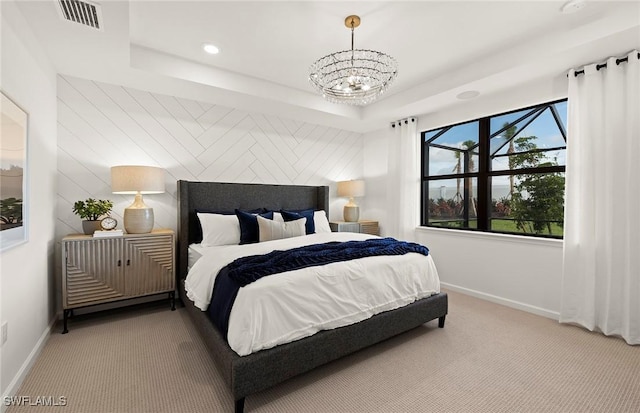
[452,150,463,203]
[461,140,477,217]
[502,123,518,198]
[452,141,477,217]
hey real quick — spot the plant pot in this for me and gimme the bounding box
[82,220,102,235]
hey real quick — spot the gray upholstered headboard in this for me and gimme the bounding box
[176,181,329,281]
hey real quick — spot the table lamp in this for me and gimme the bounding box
[111,165,165,234]
[337,180,365,222]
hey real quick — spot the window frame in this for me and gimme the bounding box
[420,98,567,239]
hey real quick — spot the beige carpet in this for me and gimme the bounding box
[7,290,640,413]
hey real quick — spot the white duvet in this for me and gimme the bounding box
[185,232,440,356]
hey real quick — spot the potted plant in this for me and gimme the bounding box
[72,198,114,235]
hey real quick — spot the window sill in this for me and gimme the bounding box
[415,226,563,248]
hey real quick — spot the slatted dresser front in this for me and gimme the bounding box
[61,229,175,333]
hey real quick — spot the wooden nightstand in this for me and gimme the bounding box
[330,220,380,235]
[60,229,175,333]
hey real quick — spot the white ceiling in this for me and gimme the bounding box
[15,0,640,132]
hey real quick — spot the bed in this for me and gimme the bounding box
[177,180,448,413]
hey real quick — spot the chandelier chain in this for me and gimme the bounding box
[350,19,355,66]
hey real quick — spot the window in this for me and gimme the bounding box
[421,99,567,238]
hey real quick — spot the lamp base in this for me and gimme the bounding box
[124,207,154,234]
[343,205,360,222]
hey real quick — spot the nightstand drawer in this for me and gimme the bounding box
[330,220,379,235]
[359,221,380,235]
[330,222,360,233]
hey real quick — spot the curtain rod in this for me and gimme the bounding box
[572,52,639,77]
[390,117,416,128]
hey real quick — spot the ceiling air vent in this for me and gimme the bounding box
[56,0,103,31]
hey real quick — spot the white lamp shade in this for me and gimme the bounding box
[111,165,165,194]
[337,180,365,198]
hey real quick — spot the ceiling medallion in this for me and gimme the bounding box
[309,15,398,106]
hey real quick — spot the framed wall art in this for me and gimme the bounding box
[1,91,28,251]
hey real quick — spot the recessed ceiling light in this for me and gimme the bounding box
[561,0,586,14]
[456,90,480,100]
[202,43,219,55]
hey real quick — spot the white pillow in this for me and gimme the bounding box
[197,213,240,246]
[258,215,306,242]
[313,210,332,233]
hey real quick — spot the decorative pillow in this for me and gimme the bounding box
[197,213,241,246]
[196,208,263,215]
[236,209,274,244]
[257,215,306,242]
[313,210,332,233]
[281,209,315,234]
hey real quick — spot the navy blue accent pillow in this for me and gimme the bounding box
[281,209,315,234]
[236,209,273,244]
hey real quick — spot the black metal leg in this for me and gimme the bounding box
[62,309,71,334]
[234,397,245,413]
[169,291,176,311]
[438,315,446,328]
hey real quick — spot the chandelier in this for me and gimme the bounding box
[309,15,398,106]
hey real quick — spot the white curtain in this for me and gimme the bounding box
[386,118,419,241]
[560,50,640,345]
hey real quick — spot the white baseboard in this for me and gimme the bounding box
[1,316,57,413]
[441,282,560,321]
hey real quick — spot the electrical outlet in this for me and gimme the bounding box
[1,322,8,345]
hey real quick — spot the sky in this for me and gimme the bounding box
[1,95,28,170]
[424,100,567,198]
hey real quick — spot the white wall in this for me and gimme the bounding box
[56,76,364,240]
[362,77,567,318]
[362,127,390,232]
[415,229,563,318]
[0,1,58,404]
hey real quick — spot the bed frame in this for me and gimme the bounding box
[177,180,448,413]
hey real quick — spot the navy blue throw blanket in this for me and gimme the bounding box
[207,237,430,339]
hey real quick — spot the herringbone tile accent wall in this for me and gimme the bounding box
[56,76,363,237]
